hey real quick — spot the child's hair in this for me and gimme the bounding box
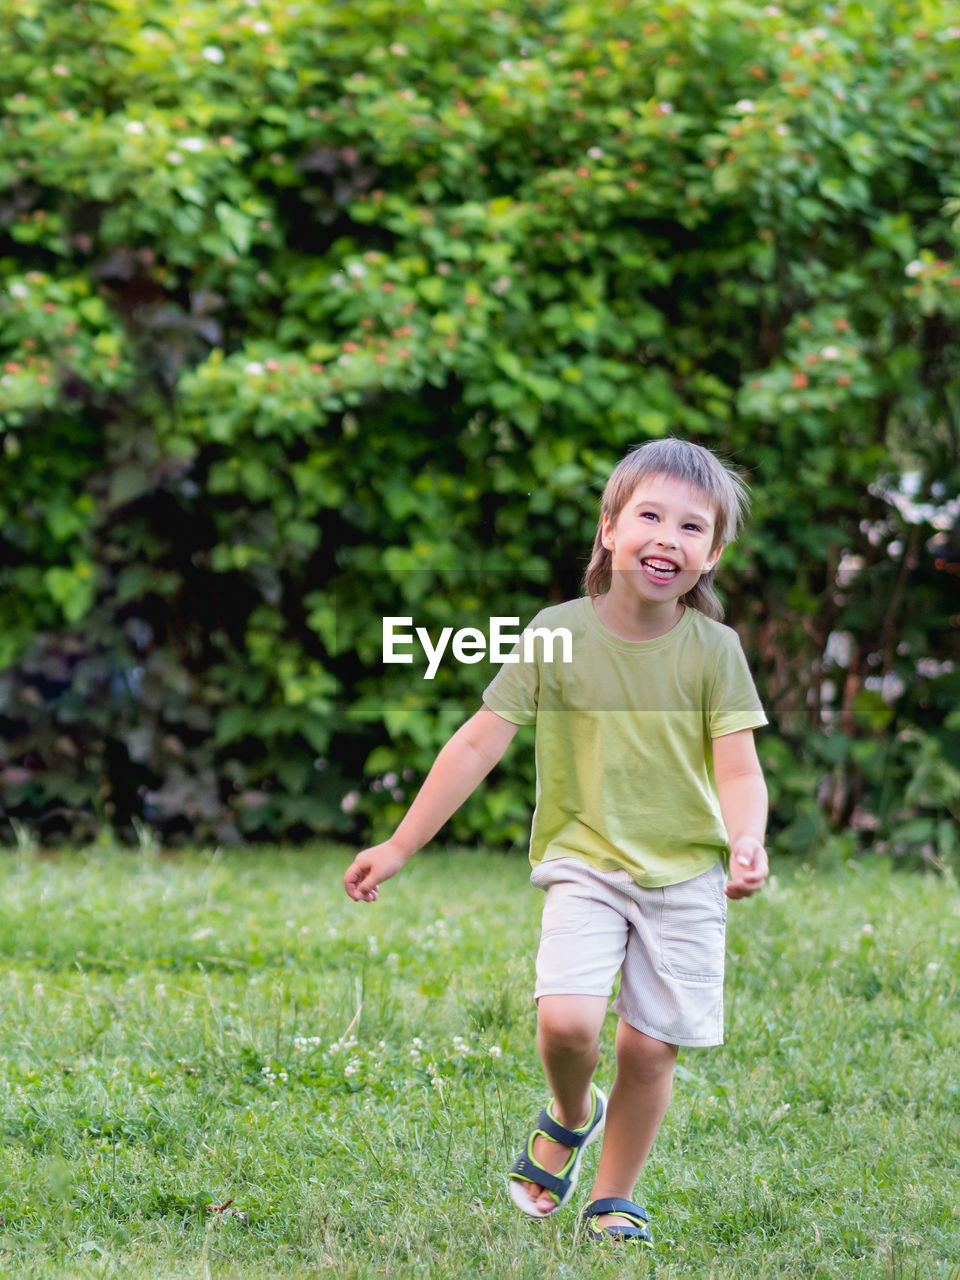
[583,439,749,621]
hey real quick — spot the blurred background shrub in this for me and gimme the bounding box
[1,0,958,863]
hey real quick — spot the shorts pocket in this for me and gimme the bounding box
[659,868,727,983]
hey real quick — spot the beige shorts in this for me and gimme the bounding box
[530,857,727,1047]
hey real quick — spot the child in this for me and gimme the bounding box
[344,439,768,1245]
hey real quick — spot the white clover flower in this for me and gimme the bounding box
[253,20,272,34]
[9,283,29,299]
[945,26,960,38]
[658,101,674,114]
[383,772,398,787]
[347,262,367,278]
[390,43,409,56]
[862,923,874,935]
[587,146,604,159]
[125,121,146,135]
[244,361,265,375]
[329,273,346,288]
[905,260,925,277]
[763,4,781,13]
[775,124,790,136]
[202,46,225,64]
[488,1045,502,1058]
[820,346,841,360]
[809,26,827,39]
[734,99,756,113]
[412,1037,423,1048]
[165,150,183,165]
[340,789,359,813]
[491,276,512,296]
[180,137,205,152]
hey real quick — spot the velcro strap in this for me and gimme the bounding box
[509,1158,565,1196]
[600,1224,651,1241]
[536,1106,590,1148]
[584,1197,648,1224]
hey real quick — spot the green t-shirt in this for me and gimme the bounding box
[482,596,767,888]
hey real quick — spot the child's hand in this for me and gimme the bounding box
[344,840,410,903]
[725,836,768,899]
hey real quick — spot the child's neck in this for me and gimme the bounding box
[592,592,684,642]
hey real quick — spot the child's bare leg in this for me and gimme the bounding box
[518,993,608,1214]
[586,1019,677,1227]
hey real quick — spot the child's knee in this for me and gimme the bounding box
[536,994,605,1055]
[616,1022,678,1080]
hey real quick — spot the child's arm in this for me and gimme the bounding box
[343,705,520,903]
[712,728,769,900]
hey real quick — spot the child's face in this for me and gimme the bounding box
[601,473,723,605]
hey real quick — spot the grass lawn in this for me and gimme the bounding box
[0,845,957,1279]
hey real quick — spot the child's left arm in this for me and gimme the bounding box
[712,728,769,900]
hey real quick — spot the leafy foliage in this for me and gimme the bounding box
[1,0,958,855]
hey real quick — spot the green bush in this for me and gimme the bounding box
[1,0,958,858]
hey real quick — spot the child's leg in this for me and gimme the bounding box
[586,1019,677,1227]
[515,993,607,1215]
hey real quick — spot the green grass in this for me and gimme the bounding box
[0,846,957,1279]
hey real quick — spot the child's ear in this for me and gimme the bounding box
[706,543,725,571]
[600,513,615,551]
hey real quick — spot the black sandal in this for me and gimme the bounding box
[581,1197,653,1245]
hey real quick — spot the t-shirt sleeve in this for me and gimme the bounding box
[481,616,543,726]
[709,631,768,738]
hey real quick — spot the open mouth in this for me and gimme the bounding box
[641,558,680,582]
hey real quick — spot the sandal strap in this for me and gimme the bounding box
[537,1083,603,1149]
[583,1197,649,1225]
[508,1157,567,1197]
[536,1107,591,1149]
[590,1222,652,1243]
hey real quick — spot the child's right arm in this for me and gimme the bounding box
[343,705,519,903]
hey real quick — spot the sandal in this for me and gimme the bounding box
[581,1197,653,1245]
[507,1083,606,1218]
